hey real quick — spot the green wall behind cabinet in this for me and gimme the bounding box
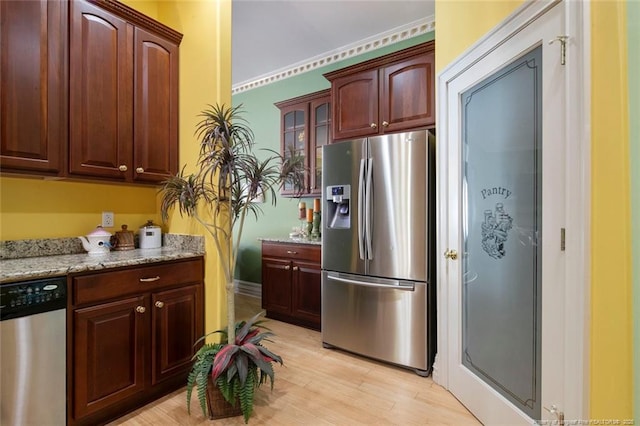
[231,32,434,283]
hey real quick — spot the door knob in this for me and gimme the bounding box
[285,265,291,270]
[444,249,458,260]
[382,121,389,127]
[136,306,146,313]
[155,301,164,308]
[136,167,144,173]
[119,165,128,172]
[293,266,299,271]
[370,123,378,129]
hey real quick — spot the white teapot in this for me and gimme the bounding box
[79,225,112,255]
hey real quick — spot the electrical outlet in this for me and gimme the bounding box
[102,211,114,228]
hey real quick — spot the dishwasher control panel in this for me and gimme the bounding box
[0,276,67,320]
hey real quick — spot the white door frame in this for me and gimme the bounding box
[434,0,590,420]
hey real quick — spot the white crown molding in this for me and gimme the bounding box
[231,16,435,95]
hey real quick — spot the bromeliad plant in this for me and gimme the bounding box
[160,104,304,422]
[186,312,282,423]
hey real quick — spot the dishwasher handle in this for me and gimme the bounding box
[327,274,415,291]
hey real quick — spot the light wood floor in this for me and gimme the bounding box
[109,295,480,425]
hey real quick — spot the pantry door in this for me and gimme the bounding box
[437,1,587,424]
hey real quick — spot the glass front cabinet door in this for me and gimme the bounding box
[275,89,331,197]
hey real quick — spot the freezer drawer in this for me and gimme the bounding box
[321,271,432,374]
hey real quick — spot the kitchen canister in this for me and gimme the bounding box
[139,220,162,249]
[113,224,135,251]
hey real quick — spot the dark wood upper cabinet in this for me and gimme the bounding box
[69,0,133,180]
[1,0,181,185]
[68,0,181,184]
[0,0,68,174]
[133,27,179,183]
[275,89,331,197]
[324,41,435,141]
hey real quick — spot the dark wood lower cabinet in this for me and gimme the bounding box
[152,285,202,385]
[68,257,204,426]
[291,260,322,325]
[261,241,321,330]
[72,296,147,420]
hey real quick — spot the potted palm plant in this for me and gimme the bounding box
[160,104,304,423]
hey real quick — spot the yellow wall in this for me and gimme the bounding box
[152,0,232,336]
[435,0,633,420]
[0,0,232,335]
[0,178,158,239]
[590,1,632,419]
[434,1,522,71]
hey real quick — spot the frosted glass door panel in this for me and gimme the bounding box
[461,46,542,419]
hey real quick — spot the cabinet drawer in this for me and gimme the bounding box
[261,242,320,263]
[73,258,204,306]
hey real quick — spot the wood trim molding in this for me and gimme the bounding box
[88,0,183,44]
[274,89,330,110]
[232,16,435,94]
[234,279,262,299]
[322,40,434,81]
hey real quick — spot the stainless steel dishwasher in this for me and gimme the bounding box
[0,276,67,426]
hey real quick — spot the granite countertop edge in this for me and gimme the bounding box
[258,237,321,246]
[1,248,205,284]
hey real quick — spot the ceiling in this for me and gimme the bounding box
[231,0,435,89]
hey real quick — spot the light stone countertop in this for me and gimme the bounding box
[0,233,205,283]
[0,248,204,284]
[258,237,321,246]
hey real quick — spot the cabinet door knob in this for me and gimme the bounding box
[119,165,128,172]
[155,301,164,308]
[285,265,291,270]
[382,121,389,127]
[370,123,378,129]
[136,167,144,173]
[293,266,299,271]
[136,306,146,314]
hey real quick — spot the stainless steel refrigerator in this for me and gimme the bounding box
[321,130,436,376]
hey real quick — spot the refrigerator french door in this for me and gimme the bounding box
[321,130,436,375]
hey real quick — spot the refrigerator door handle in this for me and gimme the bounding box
[365,158,374,259]
[327,274,415,291]
[358,158,366,260]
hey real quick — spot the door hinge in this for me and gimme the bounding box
[549,35,569,65]
[560,228,566,251]
[544,405,565,425]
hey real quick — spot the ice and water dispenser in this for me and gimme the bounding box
[326,185,351,229]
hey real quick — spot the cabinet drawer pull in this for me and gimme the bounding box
[119,165,128,172]
[285,265,291,270]
[139,276,160,282]
[286,250,297,255]
[136,306,146,313]
[293,266,299,271]
[155,301,164,308]
[370,122,377,129]
[136,167,144,173]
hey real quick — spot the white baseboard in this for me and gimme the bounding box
[234,279,262,299]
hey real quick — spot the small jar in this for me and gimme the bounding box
[113,225,135,251]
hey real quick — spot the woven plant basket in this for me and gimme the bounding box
[206,377,242,420]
